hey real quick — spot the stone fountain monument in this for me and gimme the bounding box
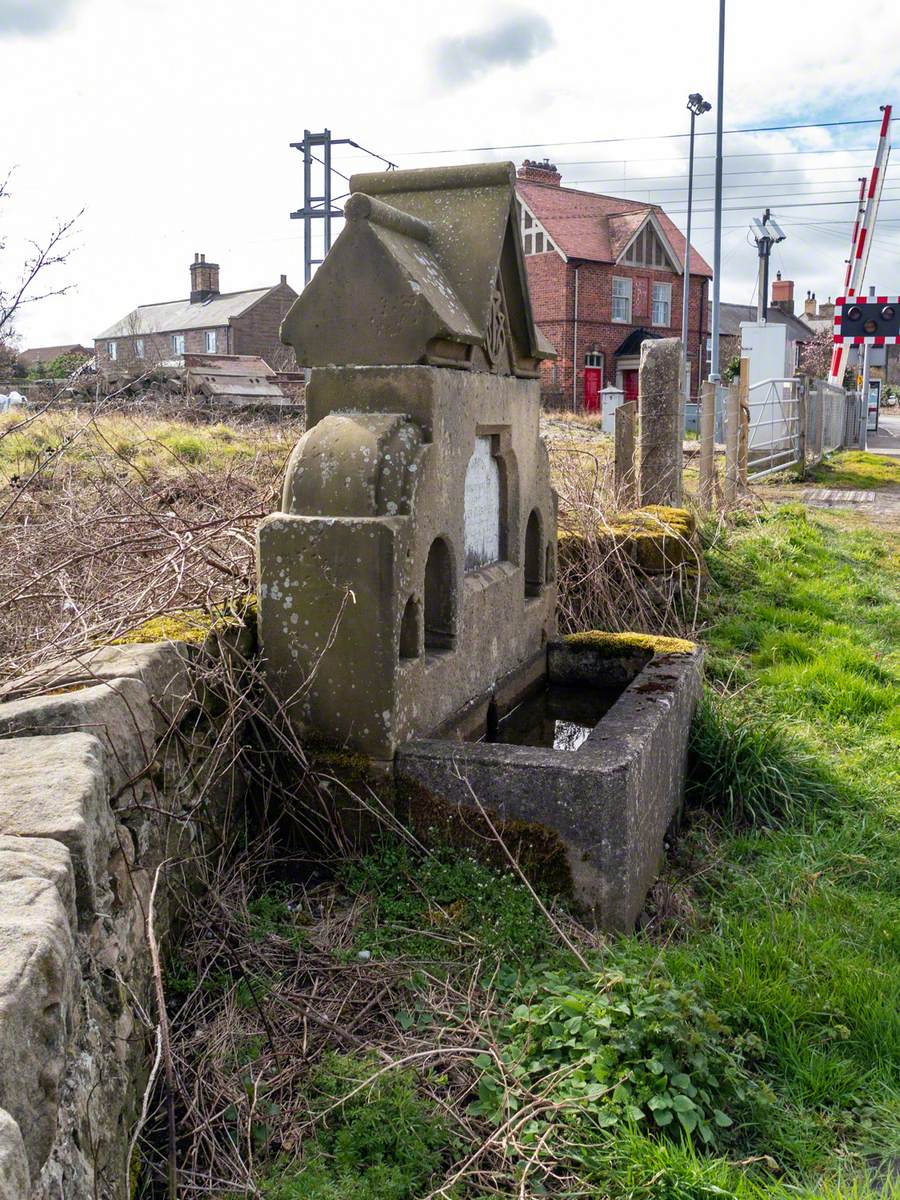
[258,162,558,768]
[257,161,703,930]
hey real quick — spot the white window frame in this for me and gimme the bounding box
[652,282,672,327]
[204,329,217,353]
[134,338,145,360]
[172,333,185,356]
[584,350,604,387]
[107,340,117,361]
[612,277,632,323]
[705,335,713,370]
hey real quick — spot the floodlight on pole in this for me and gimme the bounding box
[681,93,712,407]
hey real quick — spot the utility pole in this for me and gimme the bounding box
[751,209,786,324]
[859,284,876,449]
[290,131,397,286]
[681,93,711,406]
[708,0,726,384]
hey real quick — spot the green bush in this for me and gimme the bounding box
[474,964,767,1155]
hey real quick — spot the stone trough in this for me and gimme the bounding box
[397,633,703,931]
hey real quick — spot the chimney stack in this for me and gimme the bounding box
[190,252,221,303]
[517,159,562,187]
[818,296,834,320]
[803,290,817,319]
[771,271,795,316]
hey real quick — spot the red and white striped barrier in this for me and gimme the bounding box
[829,105,893,384]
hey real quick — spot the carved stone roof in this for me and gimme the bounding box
[280,161,555,377]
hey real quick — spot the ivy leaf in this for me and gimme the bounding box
[677,1107,699,1133]
[595,1109,619,1128]
[474,1053,493,1069]
[653,1109,674,1127]
[647,1094,672,1112]
[647,1059,665,1075]
[627,1105,646,1122]
[713,1109,734,1127]
[671,1073,692,1090]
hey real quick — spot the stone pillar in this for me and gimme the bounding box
[614,400,637,508]
[637,337,683,507]
[699,380,716,508]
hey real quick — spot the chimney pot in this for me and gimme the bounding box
[517,158,562,187]
[189,254,220,303]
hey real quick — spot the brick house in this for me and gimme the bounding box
[95,254,298,372]
[515,160,712,409]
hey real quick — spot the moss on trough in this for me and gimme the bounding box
[565,630,697,657]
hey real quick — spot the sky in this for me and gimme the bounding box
[4,0,900,350]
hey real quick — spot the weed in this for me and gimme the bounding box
[344,840,556,965]
[256,1054,456,1200]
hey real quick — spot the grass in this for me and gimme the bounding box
[285,504,899,1198]
[0,409,294,478]
[799,449,900,491]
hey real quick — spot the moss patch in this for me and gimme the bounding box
[559,505,700,573]
[110,595,257,647]
[565,629,697,657]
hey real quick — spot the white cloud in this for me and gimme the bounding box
[434,10,554,88]
[0,0,79,35]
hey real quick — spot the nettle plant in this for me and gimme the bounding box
[475,966,766,1148]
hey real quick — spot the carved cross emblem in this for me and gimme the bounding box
[485,286,508,366]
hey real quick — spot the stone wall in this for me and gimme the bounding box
[0,638,247,1199]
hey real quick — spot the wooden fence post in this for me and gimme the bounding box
[738,356,750,487]
[724,381,740,506]
[699,379,716,508]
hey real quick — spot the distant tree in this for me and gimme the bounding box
[39,351,90,379]
[799,327,854,386]
[0,170,82,347]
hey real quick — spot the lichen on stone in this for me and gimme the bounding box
[565,630,697,657]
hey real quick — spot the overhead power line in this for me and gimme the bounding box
[387,118,879,158]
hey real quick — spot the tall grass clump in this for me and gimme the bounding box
[687,692,838,827]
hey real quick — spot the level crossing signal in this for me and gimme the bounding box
[833,297,900,345]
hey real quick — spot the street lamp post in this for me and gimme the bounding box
[681,93,711,408]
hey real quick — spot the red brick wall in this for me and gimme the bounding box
[94,326,232,371]
[524,253,709,407]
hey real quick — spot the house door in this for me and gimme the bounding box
[583,368,602,412]
[622,369,639,405]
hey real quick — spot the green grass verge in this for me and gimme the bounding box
[802,449,900,490]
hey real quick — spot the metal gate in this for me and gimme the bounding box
[744,376,802,480]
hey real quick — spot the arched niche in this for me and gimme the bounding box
[424,537,456,651]
[464,436,506,571]
[524,509,543,597]
[399,596,421,660]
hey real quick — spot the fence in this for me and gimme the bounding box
[724,374,855,489]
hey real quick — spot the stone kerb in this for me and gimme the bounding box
[0,636,237,1199]
[637,337,683,507]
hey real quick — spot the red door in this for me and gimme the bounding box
[622,370,639,405]
[583,367,602,412]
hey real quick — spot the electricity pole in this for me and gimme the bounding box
[709,0,726,384]
[290,131,397,287]
[751,209,786,324]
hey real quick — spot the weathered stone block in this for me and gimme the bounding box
[0,1108,29,1200]
[0,836,76,930]
[0,874,78,1178]
[0,734,113,918]
[0,677,156,796]
[638,337,683,507]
